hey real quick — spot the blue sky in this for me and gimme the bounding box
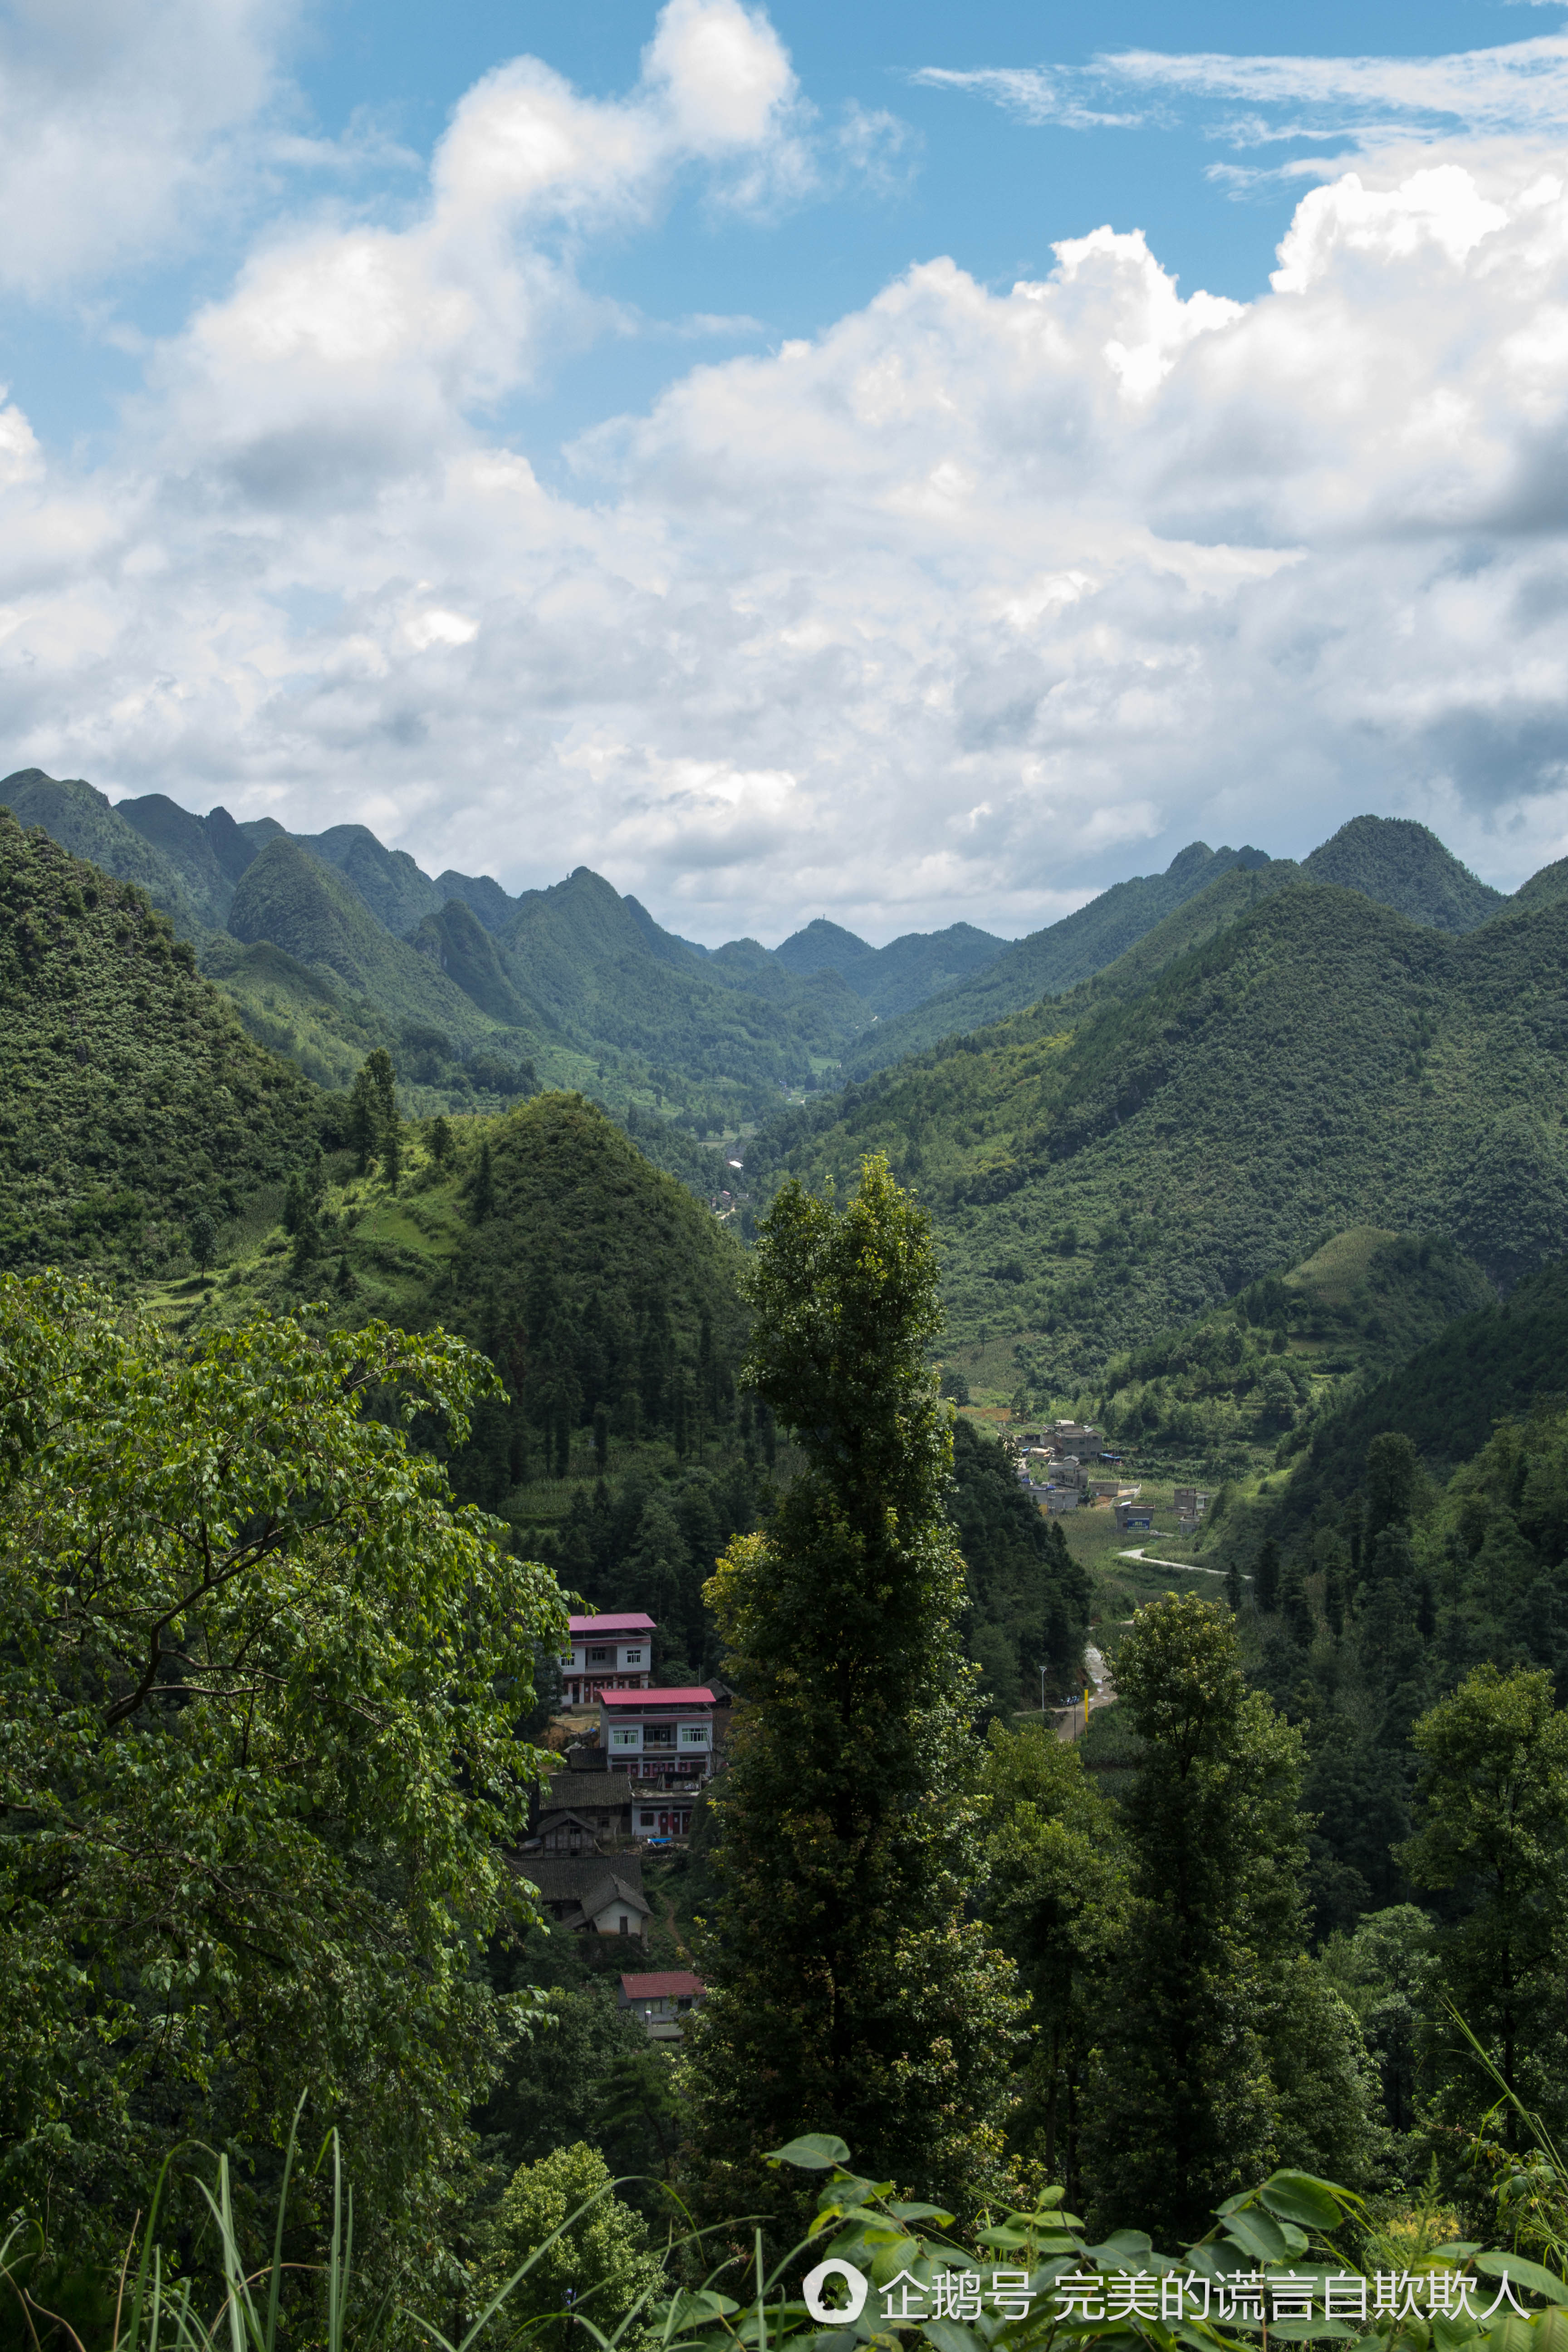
[1,0,1568,940]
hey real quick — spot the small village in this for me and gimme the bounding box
[519,1611,727,2037]
[1006,1417,1211,1535]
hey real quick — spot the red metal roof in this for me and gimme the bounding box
[620,1970,706,2000]
[568,1613,656,1635]
[600,1686,715,1707]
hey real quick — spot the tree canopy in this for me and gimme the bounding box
[0,1271,567,2287]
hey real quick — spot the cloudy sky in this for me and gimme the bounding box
[4,0,1568,943]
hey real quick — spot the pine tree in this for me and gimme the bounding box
[1224,1558,1243,1612]
[348,1064,378,1174]
[1280,1555,1313,1648]
[471,1137,495,1220]
[1082,1593,1308,2240]
[593,1404,609,1475]
[383,1115,402,1193]
[1255,1536,1281,1613]
[428,1113,452,1166]
[682,1155,1021,2222]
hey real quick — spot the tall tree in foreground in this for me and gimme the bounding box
[1400,1663,1568,2143]
[1083,1593,1371,2239]
[682,1156,1021,2220]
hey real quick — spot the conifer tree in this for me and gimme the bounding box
[682,1155,1020,2221]
[1082,1593,1308,2240]
[471,1137,495,1220]
[1255,1536,1281,1614]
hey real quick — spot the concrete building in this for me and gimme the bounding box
[619,1970,706,2042]
[1173,1487,1212,1519]
[1050,1421,1105,1459]
[1046,1489,1081,1515]
[561,1613,655,1708]
[1115,1500,1154,1532]
[600,1686,716,1787]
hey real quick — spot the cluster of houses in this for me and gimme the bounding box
[515,1612,722,2037]
[1013,1420,1138,1518]
[1009,1420,1211,1535]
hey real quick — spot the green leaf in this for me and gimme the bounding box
[1475,2254,1568,2306]
[1220,2210,1292,2265]
[921,2323,986,2352]
[1258,2174,1347,2232]
[766,2135,852,2171]
[887,2204,956,2225]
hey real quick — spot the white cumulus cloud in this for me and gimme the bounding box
[5,10,1568,940]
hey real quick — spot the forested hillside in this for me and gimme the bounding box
[749,879,1568,1386]
[843,839,1274,1075]
[1090,1226,1497,1474]
[1234,1252,1568,1543]
[0,807,320,1274]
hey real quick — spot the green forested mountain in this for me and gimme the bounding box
[774,916,1008,1019]
[749,878,1568,1387]
[0,805,320,1272]
[228,835,525,1046]
[841,841,1274,1076]
[1302,814,1504,932]
[0,769,229,934]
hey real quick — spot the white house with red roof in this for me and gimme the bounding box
[618,1969,706,2042]
[599,1686,715,1794]
[562,1612,655,1708]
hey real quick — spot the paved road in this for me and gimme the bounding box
[1117,1547,1248,1580]
[1054,1643,1114,1743]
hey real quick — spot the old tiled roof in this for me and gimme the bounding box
[620,1970,705,2002]
[519,1853,644,1903]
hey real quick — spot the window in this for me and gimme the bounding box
[679,1725,710,1747]
[618,1914,629,1934]
[610,1727,640,1750]
[588,1646,611,1662]
[624,1648,643,1664]
[640,1812,656,1828]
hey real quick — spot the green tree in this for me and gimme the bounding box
[429,1113,453,1166]
[1255,1537,1281,1614]
[1082,1594,1310,2240]
[1280,1555,1313,1648]
[1364,1430,1420,1548]
[187,1207,218,1274]
[1399,1664,1568,2137]
[348,1062,379,1174]
[682,1157,1022,2222]
[0,1271,567,2284]
[472,1137,495,1220]
[976,1721,1129,2201]
[475,2142,664,2351]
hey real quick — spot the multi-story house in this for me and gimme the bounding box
[561,1612,655,1708]
[599,1686,715,1788]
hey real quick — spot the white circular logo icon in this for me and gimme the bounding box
[803,2259,869,2323]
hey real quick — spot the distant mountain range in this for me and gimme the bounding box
[0,769,1543,1136]
[747,849,1568,1385]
